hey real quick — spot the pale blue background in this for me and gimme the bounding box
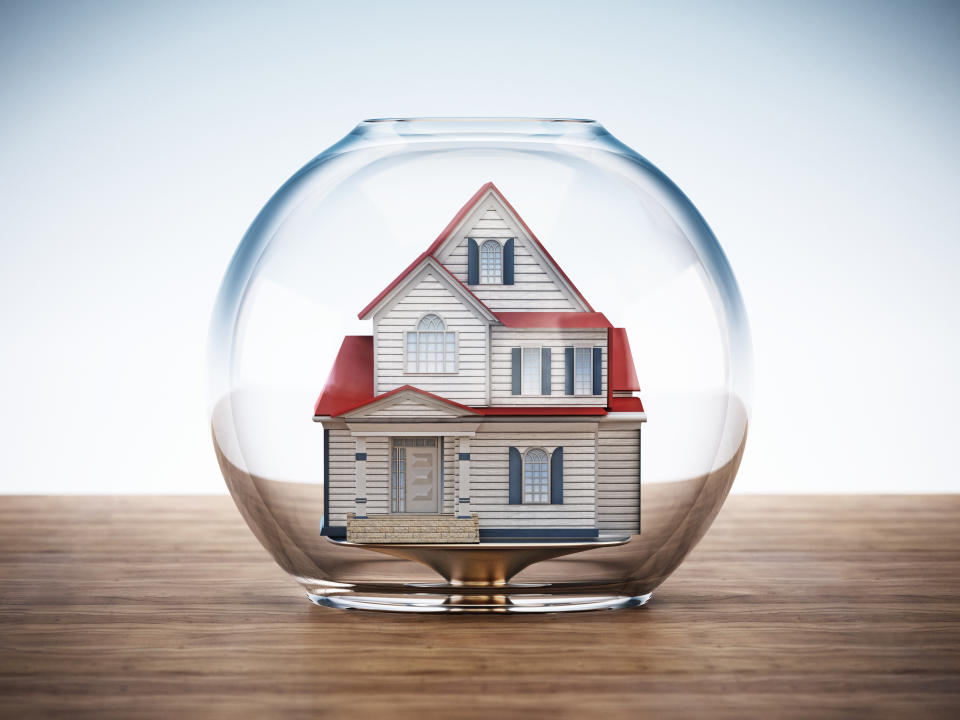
[1,0,958,492]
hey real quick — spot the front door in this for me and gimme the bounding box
[391,438,440,514]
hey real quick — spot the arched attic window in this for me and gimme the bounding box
[523,448,550,503]
[479,240,502,284]
[406,314,456,373]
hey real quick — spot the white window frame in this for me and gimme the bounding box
[522,447,551,504]
[391,437,438,513]
[479,239,503,285]
[521,346,542,396]
[406,314,457,374]
[574,346,593,395]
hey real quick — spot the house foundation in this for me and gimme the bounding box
[346,513,479,544]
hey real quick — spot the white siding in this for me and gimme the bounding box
[449,424,598,529]
[327,429,389,526]
[596,427,641,535]
[439,200,582,311]
[489,327,607,406]
[373,269,488,405]
[326,423,614,533]
[328,430,455,525]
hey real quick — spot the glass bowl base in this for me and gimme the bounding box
[307,590,652,613]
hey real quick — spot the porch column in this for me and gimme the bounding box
[457,437,471,518]
[354,437,367,519]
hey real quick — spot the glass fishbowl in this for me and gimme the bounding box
[208,118,751,612]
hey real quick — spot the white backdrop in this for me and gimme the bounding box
[1,0,957,493]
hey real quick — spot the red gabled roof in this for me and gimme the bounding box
[357,182,593,319]
[495,311,612,329]
[334,384,482,417]
[313,336,374,417]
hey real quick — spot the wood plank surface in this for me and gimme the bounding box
[0,495,958,719]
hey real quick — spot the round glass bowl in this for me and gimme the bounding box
[208,118,752,612]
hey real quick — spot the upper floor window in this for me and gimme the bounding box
[574,347,593,395]
[522,347,541,395]
[523,448,550,503]
[479,240,502,284]
[406,314,456,373]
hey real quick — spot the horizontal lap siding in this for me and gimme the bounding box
[597,428,640,534]
[443,206,578,311]
[364,399,460,419]
[463,426,597,529]
[489,328,607,406]
[374,271,487,405]
[327,430,389,526]
[328,425,601,530]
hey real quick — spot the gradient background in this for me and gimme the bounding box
[1,0,957,494]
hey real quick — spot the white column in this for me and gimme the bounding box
[457,437,471,518]
[354,437,367,519]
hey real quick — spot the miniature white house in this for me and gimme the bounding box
[313,183,646,543]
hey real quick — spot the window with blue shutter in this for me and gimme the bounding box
[540,347,551,395]
[467,238,479,285]
[550,447,563,504]
[564,347,574,395]
[508,447,522,504]
[503,238,515,285]
[593,347,602,396]
[479,240,502,284]
[511,348,521,395]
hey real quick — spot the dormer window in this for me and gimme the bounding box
[479,240,502,284]
[406,314,456,373]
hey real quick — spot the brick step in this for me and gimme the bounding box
[347,513,479,544]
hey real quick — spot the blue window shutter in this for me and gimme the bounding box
[564,347,574,395]
[551,447,563,504]
[540,347,551,395]
[511,348,521,395]
[503,238,515,284]
[509,447,522,504]
[593,347,602,395]
[467,238,479,285]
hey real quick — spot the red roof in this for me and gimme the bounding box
[358,182,593,319]
[608,396,645,412]
[313,336,374,417]
[608,328,641,392]
[495,311,612,329]
[607,327,644,413]
[313,330,644,418]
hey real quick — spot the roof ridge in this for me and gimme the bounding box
[357,182,593,318]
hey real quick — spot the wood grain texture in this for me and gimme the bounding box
[1,495,958,719]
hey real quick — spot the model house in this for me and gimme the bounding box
[313,183,645,544]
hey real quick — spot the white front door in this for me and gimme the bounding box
[392,438,440,514]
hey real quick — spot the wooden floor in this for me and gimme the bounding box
[1,495,958,719]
